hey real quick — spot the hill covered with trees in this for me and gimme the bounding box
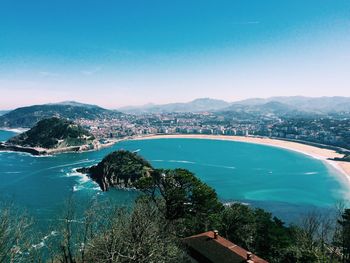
[0,101,122,128]
[6,117,95,149]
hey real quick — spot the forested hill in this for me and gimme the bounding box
[6,117,95,149]
[0,101,122,128]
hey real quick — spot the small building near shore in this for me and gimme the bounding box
[183,231,268,263]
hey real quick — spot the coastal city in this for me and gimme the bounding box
[2,1,350,262]
[77,111,350,151]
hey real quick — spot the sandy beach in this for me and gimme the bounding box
[131,134,350,183]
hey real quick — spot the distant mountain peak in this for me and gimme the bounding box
[49,101,102,109]
[118,97,230,113]
[191,97,221,102]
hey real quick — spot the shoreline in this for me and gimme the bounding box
[0,138,122,156]
[130,134,350,185]
[2,129,350,187]
[0,127,30,133]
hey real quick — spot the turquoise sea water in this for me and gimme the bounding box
[0,130,348,224]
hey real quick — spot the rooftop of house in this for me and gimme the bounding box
[183,231,268,263]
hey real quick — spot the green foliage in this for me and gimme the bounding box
[279,246,318,263]
[7,117,94,148]
[82,150,153,190]
[252,209,293,261]
[0,103,121,128]
[136,168,223,235]
[218,204,296,262]
[219,203,255,249]
[337,209,350,261]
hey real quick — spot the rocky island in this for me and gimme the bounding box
[0,117,100,155]
[77,150,153,191]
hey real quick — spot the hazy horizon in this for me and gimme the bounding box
[1,0,350,109]
[3,95,350,111]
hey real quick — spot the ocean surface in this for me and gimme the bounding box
[0,130,348,225]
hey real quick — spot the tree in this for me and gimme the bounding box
[219,203,255,250]
[0,201,32,263]
[338,209,350,262]
[136,168,223,235]
[252,209,294,262]
[85,197,189,263]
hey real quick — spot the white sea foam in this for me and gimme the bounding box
[32,231,58,250]
[31,154,54,158]
[0,128,29,133]
[66,170,89,183]
[305,172,318,175]
[151,159,236,169]
[32,241,45,249]
[67,168,100,192]
[73,184,100,192]
[203,163,236,170]
[73,185,83,192]
[168,160,196,164]
[50,159,96,170]
[152,159,196,164]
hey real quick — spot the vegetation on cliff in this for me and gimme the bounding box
[77,150,153,191]
[6,117,95,149]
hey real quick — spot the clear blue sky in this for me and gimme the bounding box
[0,0,349,109]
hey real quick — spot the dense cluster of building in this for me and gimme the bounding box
[76,111,350,150]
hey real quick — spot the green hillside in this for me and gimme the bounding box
[0,102,121,128]
[7,117,95,149]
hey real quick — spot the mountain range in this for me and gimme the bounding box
[1,96,350,128]
[118,98,231,113]
[118,96,350,115]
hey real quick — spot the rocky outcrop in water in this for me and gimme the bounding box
[77,150,153,191]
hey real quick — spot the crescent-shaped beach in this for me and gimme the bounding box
[131,134,350,185]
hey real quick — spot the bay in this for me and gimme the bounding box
[0,130,348,224]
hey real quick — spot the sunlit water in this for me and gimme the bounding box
[0,130,348,225]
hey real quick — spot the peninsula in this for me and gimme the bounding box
[0,117,104,155]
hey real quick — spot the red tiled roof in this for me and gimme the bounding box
[183,231,268,263]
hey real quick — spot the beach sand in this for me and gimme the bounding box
[131,134,350,182]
